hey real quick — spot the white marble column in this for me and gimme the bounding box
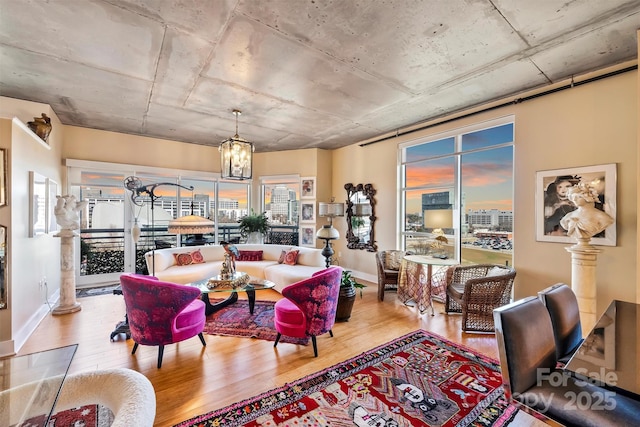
[565,237,600,335]
[53,229,81,315]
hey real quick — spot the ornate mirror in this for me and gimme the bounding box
[0,225,6,309]
[345,183,377,252]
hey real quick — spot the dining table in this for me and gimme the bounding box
[564,299,639,400]
[397,254,458,315]
[0,344,78,426]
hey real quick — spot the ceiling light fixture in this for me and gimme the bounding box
[219,109,254,180]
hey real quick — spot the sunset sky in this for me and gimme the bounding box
[404,124,514,214]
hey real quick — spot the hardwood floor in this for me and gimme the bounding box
[18,282,499,427]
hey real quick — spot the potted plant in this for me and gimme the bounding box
[238,209,269,244]
[335,270,366,322]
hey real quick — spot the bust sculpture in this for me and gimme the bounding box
[54,195,88,232]
[560,182,613,241]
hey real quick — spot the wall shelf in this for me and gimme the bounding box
[12,117,51,150]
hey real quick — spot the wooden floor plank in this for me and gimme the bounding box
[18,282,499,427]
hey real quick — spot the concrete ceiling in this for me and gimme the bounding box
[1,1,639,153]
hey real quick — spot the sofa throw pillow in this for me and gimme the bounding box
[174,249,205,266]
[278,250,288,264]
[237,250,263,261]
[283,249,299,266]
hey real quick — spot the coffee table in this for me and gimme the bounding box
[187,273,275,316]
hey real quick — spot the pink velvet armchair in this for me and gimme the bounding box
[119,273,206,368]
[273,266,342,357]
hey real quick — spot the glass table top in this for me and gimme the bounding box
[0,344,77,426]
[187,272,275,294]
[565,300,639,398]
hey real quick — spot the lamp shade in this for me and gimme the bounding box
[423,209,453,230]
[167,215,215,235]
[316,225,339,240]
[318,202,345,217]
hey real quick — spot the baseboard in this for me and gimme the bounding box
[11,289,59,353]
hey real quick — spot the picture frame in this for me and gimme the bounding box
[536,163,616,246]
[300,201,316,223]
[301,177,316,199]
[29,171,47,237]
[46,178,59,234]
[300,225,316,247]
[0,149,6,207]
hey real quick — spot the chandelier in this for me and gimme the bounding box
[219,109,254,180]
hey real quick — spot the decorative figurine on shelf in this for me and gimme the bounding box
[27,113,53,143]
[560,182,613,245]
[54,195,88,236]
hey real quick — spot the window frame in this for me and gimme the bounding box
[398,116,515,262]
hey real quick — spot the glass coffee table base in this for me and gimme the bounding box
[203,289,257,315]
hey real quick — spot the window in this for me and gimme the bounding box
[260,176,301,245]
[400,118,514,265]
[67,160,246,286]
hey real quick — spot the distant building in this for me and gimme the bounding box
[467,209,513,230]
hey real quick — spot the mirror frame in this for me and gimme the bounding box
[344,183,377,252]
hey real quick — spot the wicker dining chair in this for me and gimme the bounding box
[445,264,516,333]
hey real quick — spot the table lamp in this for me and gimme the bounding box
[317,198,345,268]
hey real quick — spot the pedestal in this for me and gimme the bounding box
[53,230,81,315]
[565,238,600,335]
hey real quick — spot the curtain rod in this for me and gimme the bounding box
[360,64,638,147]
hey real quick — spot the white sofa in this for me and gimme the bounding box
[144,244,326,292]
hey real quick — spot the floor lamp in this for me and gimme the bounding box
[124,177,195,276]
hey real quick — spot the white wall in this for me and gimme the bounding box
[331,64,638,313]
[0,98,64,355]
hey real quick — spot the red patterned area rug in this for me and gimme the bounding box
[204,299,309,346]
[174,330,548,427]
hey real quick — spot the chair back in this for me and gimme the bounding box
[119,273,202,345]
[493,297,557,398]
[377,250,405,271]
[281,266,342,336]
[538,283,582,362]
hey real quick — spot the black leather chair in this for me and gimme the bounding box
[538,283,582,365]
[493,297,640,427]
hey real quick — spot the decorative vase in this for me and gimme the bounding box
[247,231,264,244]
[335,285,356,322]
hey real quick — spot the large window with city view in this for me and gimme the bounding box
[261,176,301,246]
[68,162,250,286]
[400,118,514,266]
